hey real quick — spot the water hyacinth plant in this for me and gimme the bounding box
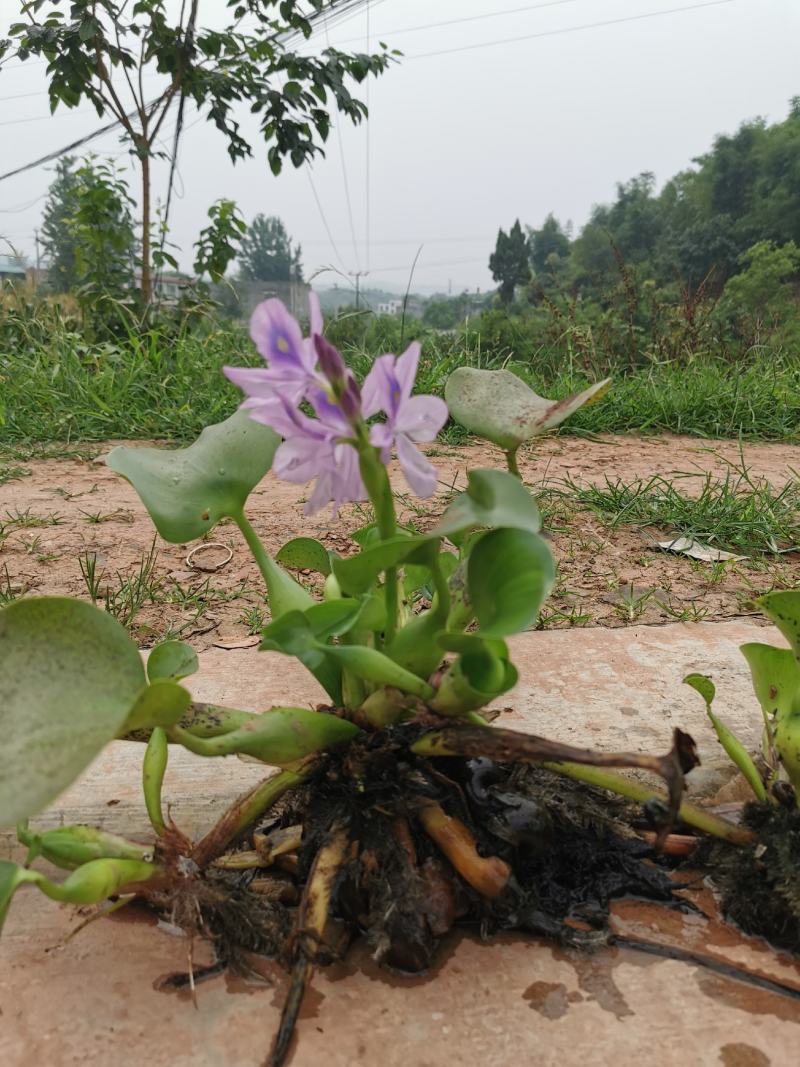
[0,298,796,1063]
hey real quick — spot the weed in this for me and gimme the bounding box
[80,508,131,524]
[655,597,710,622]
[3,310,800,446]
[0,565,18,605]
[18,537,59,563]
[240,604,267,635]
[610,584,655,623]
[558,464,800,555]
[78,541,161,628]
[3,508,63,528]
[0,465,32,486]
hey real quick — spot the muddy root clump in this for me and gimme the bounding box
[700,799,800,952]
[143,727,695,1065]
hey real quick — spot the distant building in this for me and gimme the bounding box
[26,267,50,288]
[377,297,424,319]
[0,255,26,283]
[235,279,311,320]
[134,270,195,304]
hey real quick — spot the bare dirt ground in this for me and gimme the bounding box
[1,432,798,648]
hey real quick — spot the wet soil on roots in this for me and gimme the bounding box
[697,800,800,953]
[146,733,699,1065]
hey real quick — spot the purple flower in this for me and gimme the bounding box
[362,342,448,497]
[223,296,321,413]
[268,394,367,517]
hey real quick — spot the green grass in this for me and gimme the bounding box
[555,463,800,555]
[3,315,800,446]
[0,464,31,485]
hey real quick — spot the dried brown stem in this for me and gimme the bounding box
[192,769,308,870]
[413,725,699,847]
[268,825,350,1067]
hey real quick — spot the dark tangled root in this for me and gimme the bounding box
[699,801,800,952]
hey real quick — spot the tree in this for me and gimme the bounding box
[194,199,247,283]
[719,240,800,323]
[40,156,81,292]
[489,220,530,305]
[528,214,570,275]
[238,215,303,282]
[40,156,136,298]
[2,2,392,302]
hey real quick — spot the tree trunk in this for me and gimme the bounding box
[140,149,152,304]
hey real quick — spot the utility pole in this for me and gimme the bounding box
[33,229,40,290]
[349,270,368,309]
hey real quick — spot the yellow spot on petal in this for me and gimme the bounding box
[277,336,289,353]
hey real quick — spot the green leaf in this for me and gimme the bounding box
[304,599,364,640]
[467,528,555,636]
[146,640,198,682]
[683,672,767,803]
[276,537,332,576]
[172,707,359,766]
[0,598,146,828]
[445,367,611,451]
[740,643,800,723]
[431,643,518,716]
[431,469,542,540]
[324,645,436,700]
[122,679,192,733]
[332,534,433,595]
[259,610,342,704]
[683,673,716,709]
[107,410,280,543]
[757,590,800,659]
[16,825,152,871]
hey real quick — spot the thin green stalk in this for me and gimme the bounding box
[543,760,755,845]
[428,549,451,622]
[505,447,522,479]
[142,727,168,836]
[234,510,311,615]
[357,442,399,645]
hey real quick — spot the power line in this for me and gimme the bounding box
[323,13,361,272]
[331,0,588,44]
[368,255,488,272]
[0,104,100,128]
[0,88,48,102]
[306,168,348,271]
[365,0,371,273]
[408,0,737,60]
[0,192,47,214]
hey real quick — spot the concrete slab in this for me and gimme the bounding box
[3,619,798,1066]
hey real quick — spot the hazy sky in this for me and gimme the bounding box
[1,0,798,295]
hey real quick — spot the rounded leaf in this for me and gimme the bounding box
[0,598,145,827]
[467,528,555,636]
[276,537,332,576]
[445,367,611,450]
[147,640,199,682]
[431,469,542,540]
[107,410,280,543]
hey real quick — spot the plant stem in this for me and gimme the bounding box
[357,442,399,644]
[505,447,522,479]
[234,510,311,615]
[142,727,168,836]
[543,761,755,845]
[191,767,310,868]
[428,548,451,622]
